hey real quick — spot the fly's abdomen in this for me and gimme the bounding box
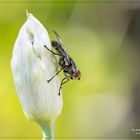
[51,40,66,56]
[51,41,59,52]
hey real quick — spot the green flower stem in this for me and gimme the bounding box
[40,121,54,140]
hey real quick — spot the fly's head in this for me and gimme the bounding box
[68,58,81,80]
[73,69,81,80]
[70,66,81,80]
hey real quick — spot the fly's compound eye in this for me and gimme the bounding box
[74,70,81,79]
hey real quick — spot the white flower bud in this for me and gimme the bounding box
[11,12,63,139]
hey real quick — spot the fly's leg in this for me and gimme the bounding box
[58,73,70,95]
[58,78,69,95]
[44,45,62,56]
[47,69,63,83]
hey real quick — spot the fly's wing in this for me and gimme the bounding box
[52,30,70,61]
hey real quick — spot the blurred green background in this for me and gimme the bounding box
[0,0,140,139]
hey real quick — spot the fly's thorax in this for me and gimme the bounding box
[63,57,69,66]
[59,57,69,68]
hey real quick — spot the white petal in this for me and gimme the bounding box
[11,13,63,122]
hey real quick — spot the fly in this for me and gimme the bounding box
[44,30,81,95]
